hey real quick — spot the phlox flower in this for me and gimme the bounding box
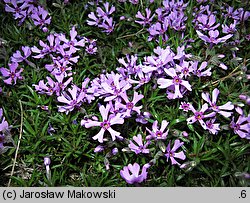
[83,104,124,143]
[11,46,31,64]
[30,6,51,30]
[192,61,211,77]
[128,134,150,154]
[196,14,220,31]
[196,30,233,45]
[157,68,192,99]
[58,26,87,53]
[165,139,186,165]
[186,103,216,130]
[230,115,250,139]
[0,62,23,85]
[117,91,144,117]
[120,163,150,184]
[135,8,155,26]
[146,120,169,140]
[57,85,85,114]
[205,118,220,135]
[201,88,234,118]
[96,2,115,19]
[4,0,29,24]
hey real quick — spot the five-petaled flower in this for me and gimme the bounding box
[0,62,23,85]
[83,104,124,143]
[120,162,150,184]
[165,139,186,165]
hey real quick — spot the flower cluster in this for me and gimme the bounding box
[31,26,97,114]
[4,0,51,31]
[134,0,188,43]
[87,2,116,34]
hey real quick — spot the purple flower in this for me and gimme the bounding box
[146,120,169,140]
[99,17,115,34]
[58,26,87,53]
[100,73,131,101]
[179,101,191,112]
[192,61,211,77]
[120,163,150,184]
[222,20,237,34]
[117,91,144,117]
[87,12,100,26]
[33,76,57,96]
[128,134,150,154]
[201,88,234,118]
[83,104,124,143]
[31,6,51,29]
[57,85,85,114]
[0,62,23,85]
[196,14,220,31]
[135,112,151,124]
[4,0,29,24]
[135,8,155,26]
[196,30,233,45]
[165,139,186,165]
[186,103,216,130]
[11,46,31,64]
[157,68,192,99]
[230,115,250,139]
[205,118,220,135]
[0,108,11,153]
[96,2,115,19]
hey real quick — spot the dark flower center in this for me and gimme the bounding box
[173,76,182,85]
[156,131,162,137]
[126,102,134,109]
[195,112,204,120]
[101,120,110,130]
[10,72,16,78]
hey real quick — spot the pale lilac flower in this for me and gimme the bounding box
[120,163,150,184]
[117,91,144,117]
[128,134,150,154]
[176,61,193,78]
[0,62,23,85]
[192,61,211,77]
[83,104,124,143]
[58,27,87,53]
[94,145,105,153]
[128,69,151,89]
[187,103,216,130]
[205,118,220,135]
[146,120,169,140]
[87,12,100,26]
[31,6,51,29]
[157,68,192,99]
[97,2,115,19]
[11,46,31,63]
[33,77,57,96]
[179,101,191,112]
[57,85,85,114]
[4,0,29,24]
[58,47,79,64]
[129,0,139,4]
[222,21,237,34]
[135,8,155,26]
[230,115,250,139]
[196,30,233,45]
[165,139,186,165]
[201,88,234,118]
[99,17,115,34]
[196,14,220,31]
[136,112,151,124]
[101,73,131,101]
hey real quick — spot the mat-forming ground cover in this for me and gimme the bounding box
[0,0,250,186]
